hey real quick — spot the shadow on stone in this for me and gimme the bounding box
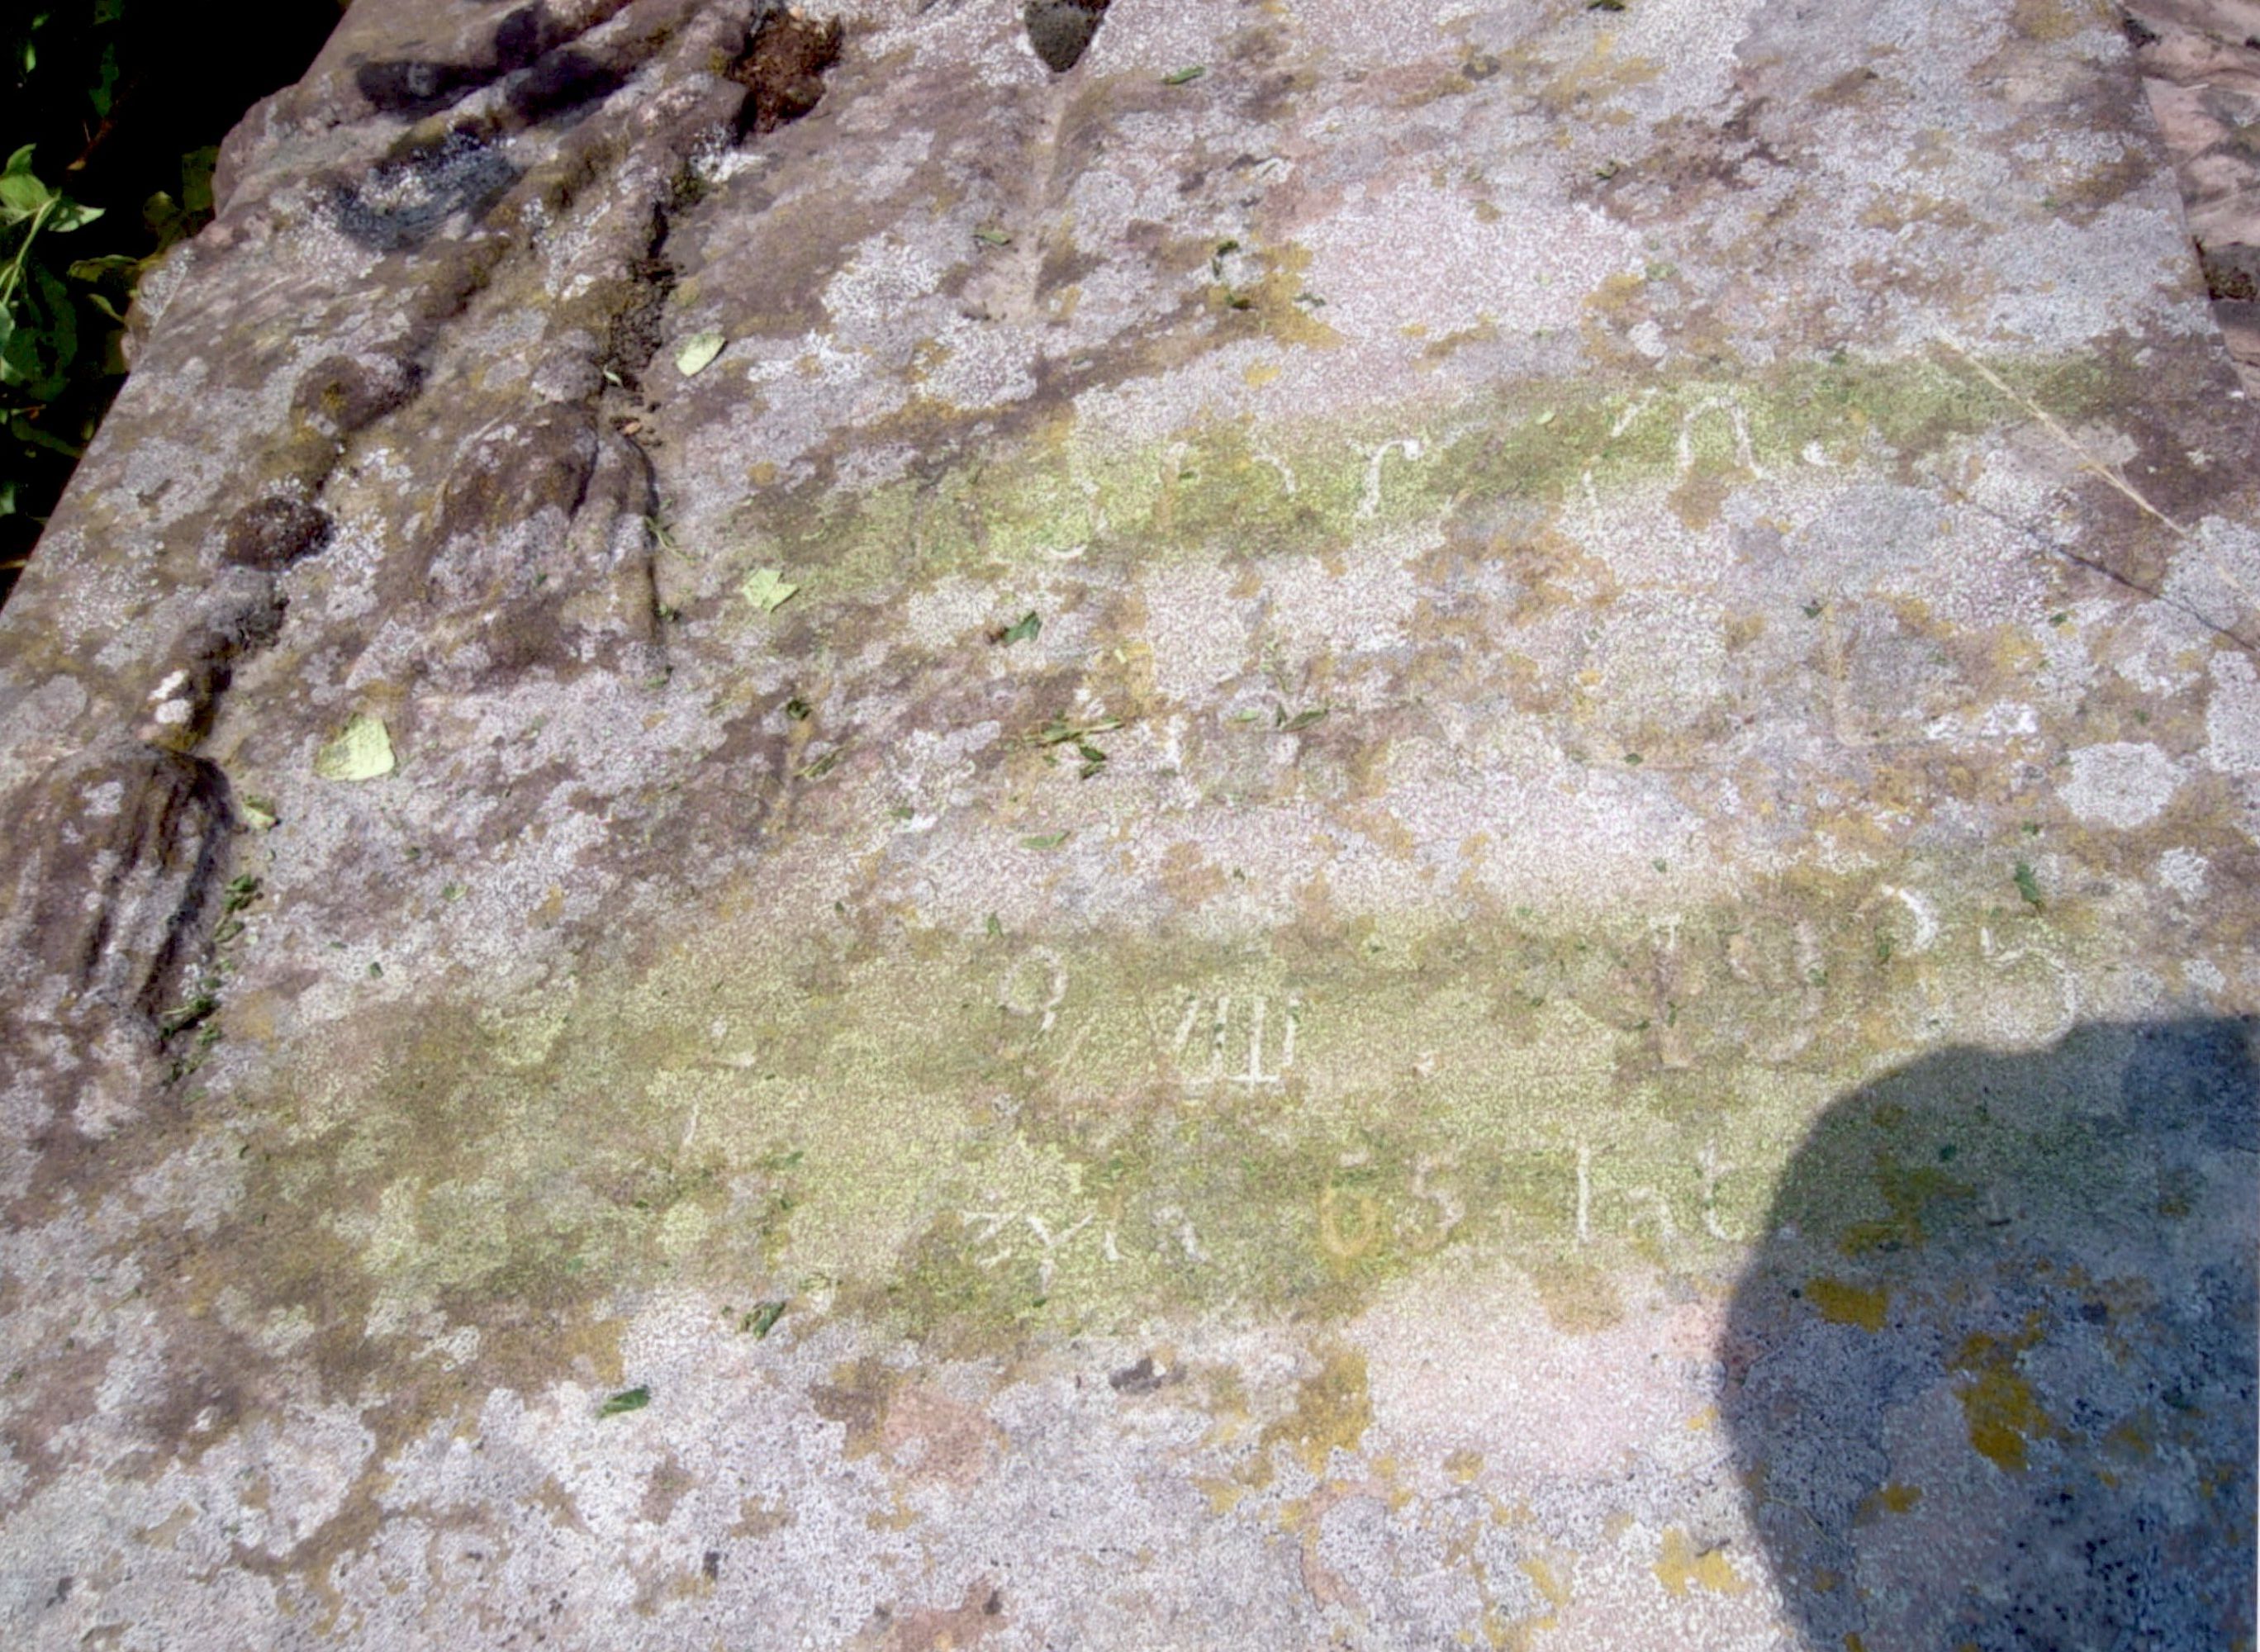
[1722,1018,2257,1648]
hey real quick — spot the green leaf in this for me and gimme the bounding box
[1162,65,1206,85]
[998,610,1040,645]
[158,995,217,1037]
[743,567,798,613]
[181,148,217,219]
[0,145,46,216]
[1277,706,1329,733]
[66,253,139,282]
[143,190,188,245]
[675,330,725,377]
[45,198,102,235]
[2013,860,2044,909]
[597,1385,651,1417]
[314,713,396,781]
[1022,831,1070,850]
[742,1301,787,1338]
[1033,715,1121,746]
[973,225,1012,247]
[31,261,76,375]
[89,43,118,118]
[240,795,278,831]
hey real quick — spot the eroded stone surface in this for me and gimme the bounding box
[0,1,2254,1646]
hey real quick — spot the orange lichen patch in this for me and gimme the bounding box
[1318,1182,1383,1262]
[1653,1526,1750,1597]
[1245,1344,1372,1486]
[1486,1552,1573,1650]
[1526,1257,1623,1333]
[882,1384,1004,1488]
[811,1356,900,1458]
[1953,1320,2053,1471]
[1856,1482,1924,1523]
[1243,360,1284,388]
[1540,31,1663,116]
[1156,841,1227,909]
[731,1494,793,1539]
[1445,1447,1484,1483]
[1418,316,1500,371]
[1837,1156,1974,1256]
[1197,1474,1250,1516]
[1203,243,1341,351]
[1523,1554,1573,1608]
[1807,1277,1889,1332]
[846,1578,1009,1652]
[2010,0,2089,41]
[2104,1410,2157,1462]
[866,1491,919,1531]
[1667,468,1732,529]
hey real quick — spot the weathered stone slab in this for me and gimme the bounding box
[0,1,2253,1646]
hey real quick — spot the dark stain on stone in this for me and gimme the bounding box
[353,0,637,120]
[1023,0,1110,73]
[1107,1355,1170,1394]
[2201,242,2260,305]
[292,354,423,440]
[506,49,630,126]
[222,497,333,572]
[810,1359,895,1457]
[137,573,288,750]
[353,58,490,120]
[729,12,845,137]
[601,253,679,390]
[330,128,522,253]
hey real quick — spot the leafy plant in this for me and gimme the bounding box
[1,0,344,603]
[1,145,106,465]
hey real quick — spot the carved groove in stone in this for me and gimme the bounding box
[0,742,234,1034]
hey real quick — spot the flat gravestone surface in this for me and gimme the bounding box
[0,1,2254,1646]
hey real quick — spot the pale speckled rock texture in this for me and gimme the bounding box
[0,1,2255,1647]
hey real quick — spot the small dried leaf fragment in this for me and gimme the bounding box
[676,331,726,377]
[315,714,395,781]
[743,567,799,613]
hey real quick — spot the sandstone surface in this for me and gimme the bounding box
[0,2,2253,1646]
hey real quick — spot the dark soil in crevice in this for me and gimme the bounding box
[728,10,845,136]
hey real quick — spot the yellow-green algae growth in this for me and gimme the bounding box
[702,347,2121,604]
[223,858,2128,1368]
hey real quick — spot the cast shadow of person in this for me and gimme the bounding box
[1723,1018,2256,1650]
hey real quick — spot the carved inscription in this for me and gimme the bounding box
[1170,990,1300,1093]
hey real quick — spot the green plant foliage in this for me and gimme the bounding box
[1,1,344,602]
[2,145,106,422]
